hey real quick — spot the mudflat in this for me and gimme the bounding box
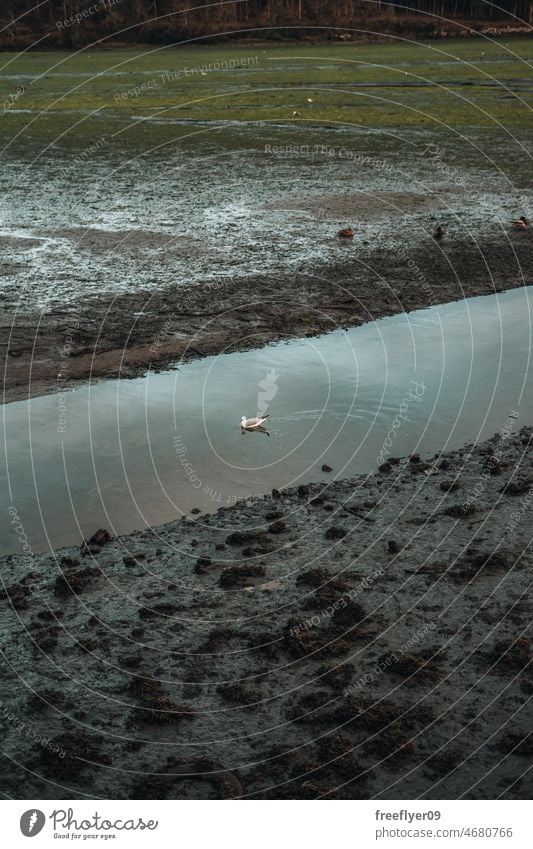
[1,427,531,799]
[3,228,531,403]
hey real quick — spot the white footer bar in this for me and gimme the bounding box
[5,800,531,848]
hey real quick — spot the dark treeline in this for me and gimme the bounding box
[1,0,532,48]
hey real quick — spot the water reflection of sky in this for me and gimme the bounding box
[1,286,531,554]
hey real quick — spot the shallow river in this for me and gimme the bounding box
[1,286,531,554]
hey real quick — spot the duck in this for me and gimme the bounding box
[338,227,355,238]
[513,216,529,231]
[433,225,445,240]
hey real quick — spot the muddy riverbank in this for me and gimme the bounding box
[2,229,531,403]
[0,426,532,799]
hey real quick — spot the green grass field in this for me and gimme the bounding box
[0,38,532,155]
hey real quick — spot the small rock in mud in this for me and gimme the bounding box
[425,749,463,777]
[321,662,355,690]
[445,504,476,518]
[296,567,330,587]
[119,654,142,668]
[32,625,61,652]
[200,627,242,653]
[54,566,98,597]
[242,543,274,556]
[440,480,460,492]
[325,526,347,540]
[219,564,266,588]
[60,555,80,568]
[459,550,512,579]
[332,601,366,628]
[139,602,179,619]
[36,608,63,621]
[80,527,112,554]
[409,453,421,464]
[265,510,284,520]
[129,674,196,724]
[490,638,530,670]
[497,732,533,758]
[410,462,431,475]
[123,555,137,566]
[0,582,30,609]
[194,557,212,574]
[379,647,447,681]
[484,457,504,475]
[284,626,352,658]
[321,464,333,473]
[378,462,392,473]
[287,690,331,721]
[499,479,532,496]
[132,756,242,800]
[305,579,348,610]
[268,520,287,534]
[218,682,262,707]
[226,530,263,545]
[364,727,415,762]
[297,485,310,496]
[28,689,66,712]
[42,731,111,777]
[247,631,280,658]
[388,539,400,554]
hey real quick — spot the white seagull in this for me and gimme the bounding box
[241,414,269,429]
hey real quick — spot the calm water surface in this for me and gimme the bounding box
[1,286,531,554]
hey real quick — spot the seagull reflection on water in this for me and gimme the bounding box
[241,424,270,437]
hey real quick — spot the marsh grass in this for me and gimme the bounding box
[1,38,532,157]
